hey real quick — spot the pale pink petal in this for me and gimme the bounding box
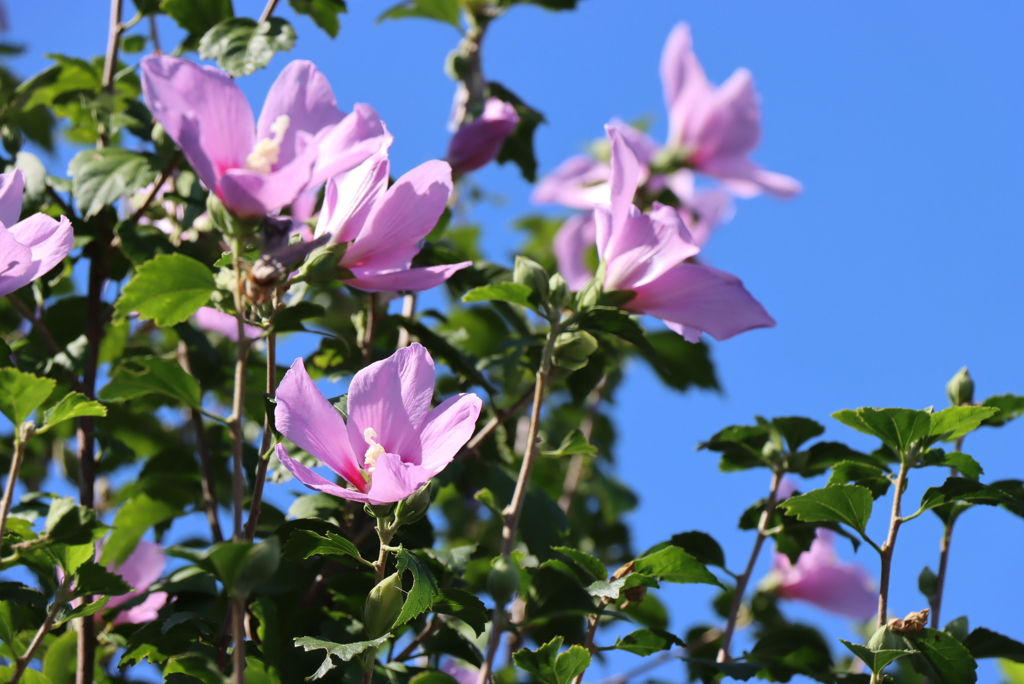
[346,343,435,465]
[342,160,452,271]
[218,151,318,218]
[0,169,24,228]
[0,215,72,297]
[275,444,370,502]
[602,124,642,252]
[110,540,166,593]
[660,23,713,147]
[683,189,734,247]
[552,212,597,291]
[628,262,775,342]
[699,155,802,198]
[365,452,431,505]
[0,224,35,296]
[415,394,482,474]
[140,56,255,195]
[691,69,761,161]
[111,591,168,626]
[275,358,366,490]
[193,306,262,341]
[775,530,876,619]
[306,104,392,191]
[447,98,520,175]
[345,262,471,294]
[257,60,345,169]
[603,206,699,292]
[609,120,661,166]
[290,188,320,225]
[314,151,390,245]
[776,477,799,501]
[531,156,610,210]
[442,661,478,684]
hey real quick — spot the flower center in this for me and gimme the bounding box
[245,115,290,174]
[363,427,386,477]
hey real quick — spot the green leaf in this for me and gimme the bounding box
[0,367,55,425]
[114,253,216,327]
[462,282,535,310]
[488,81,545,182]
[99,356,202,408]
[73,560,132,598]
[832,407,933,457]
[37,392,106,434]
[198,18,297,77]
[41,630,77,684]
[839,640,917,675]
[0,602,18,652]
[542,430,598,458]
[378,0,461,28]
[777,484,874,534]
[668,531,726,568]
[635,333,719,393]
[45,498,101,547]
[632,546,720,586]
[1001,660,1024,684]
[99,494,178,567]
[918,451,984,480]
[233,536,281,597]
[964,628,1024,662]
[52,595,111,627]
[68,148,159,219]
[161,0,233,39]
[120,621,196,667]
[904,628,978,684]
[394,547,442,628]
[928,406,999,441]
[919,478,1012,514]
[289,0,346,37]
[981,394,1024,427]
[513,637,591,684]
[609,628,685,656]
[432,587,489,636]
[0,667,54,684]
[552,546,606,580]
[293,635,388,680]
[282,529,371,567]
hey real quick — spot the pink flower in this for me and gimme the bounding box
[313,151,471,293]
[140,56,390,218]
[193,306,262,342]
[274,343,482,506]
[447,98,520,176]
[0,170,74,297]
[770,530,876,620]
[441,660,478,684]
[661,24,800,198]
[591,125,775,342]
[105,541,169,625]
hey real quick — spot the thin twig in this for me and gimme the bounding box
[462,385,535,455]
[393,616,441,662]
[257,0,280,23]
[0,431,28,545]
[232,598,246,684]
[149,14,162,54]
[930,434,965,629]
[361,293,378,364]
[717,468,784,662]
[125,153,180,228]
[876,461,910,630]
[570,595,612,684]
[559,376,607,513]
[245,297,279,542]
[177,341,223,543]
[11,583,71,684]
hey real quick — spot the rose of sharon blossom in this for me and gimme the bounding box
[59,541,169,626]
[274,344,482,506]
[193,306,262,342]
[313,151,471,293]
[661,24,800,198]
[446,98,519,176]
[589,125,774,342]
[769,530,876,620]
[0,170,74,297]
[140,56,390,218]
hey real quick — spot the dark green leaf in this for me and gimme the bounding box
[0,368,55,425]
[488,82,545,182]
[513,637,591,684]
[161,0,233,39]
[839,639,917,675]
[233,536,281,597]
[609,628,685,656]
[99,356,202,408]
[770,417,825,453]
[635,332,718,393]
[919,478,1012,514]
[68,148,159,219]
[552,546,606,580]
[918,451,984,481]
[964,627,1024,662]
[53,595,111,627]
[198,18,297,77]
[980,394,1024,427]
[114,253,215,327]
[100,494,178,567]
[38,392,106,434]
[289,0,347,37]
[777,484,874,534]
[282,529,371,567]
[378,0,461,28]
[633,546,720,586]
[832,407,932,457]
[293,635,388,680]
[120,621,197,666]
[829,460,892,499]
[394,547,442,627]
[73,560,132,598]
[905,628,978,684]
[45,498,101,546]
[432,587,488,636]
[669,531,725,568]
[542,430,597,458]
[462,282,535,310]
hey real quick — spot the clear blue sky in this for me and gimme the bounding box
[6,1,1024,681]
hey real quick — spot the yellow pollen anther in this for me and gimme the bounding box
[363,427,386,475]
[245,114,290,174]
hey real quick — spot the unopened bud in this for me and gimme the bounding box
[206,193,241,238]
[295,242,349,285]
[394,481,433,527]
[487,555,520,606]
[946,367,974,406]
[553,330,599,371]
[447,98,520,176]
[547,273,569,310]
[364,502,395,521]
[513,256,549,304]
[364,573,404,639]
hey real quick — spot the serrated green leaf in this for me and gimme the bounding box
[839,639,917,675]
[609,628,685,656]
[114,253,215,327]
[462,282,535,310]
[45,498,101,547]
[552,546,605,580]
[282,529,371,566]
[100,494,178,567]
[905,628,978,684]
[981,394,1024,427]
[632,546,720,586]
[198,18,297,77]
[919,478,1011,514]
[68,148,159,219]
[73,560,132,598]
[777,484,874,534]
[38,392,106,434]
[161,0,233,38]
[432,587,488,636]
[293,635,388,680]
[832,407,933,457]
[394,547,441,627]
[99,356,202,408]
[928,406,999,441]
[0,367,55,426]
[513,637,591,684]
[52,595,111,627]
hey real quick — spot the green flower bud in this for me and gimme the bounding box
[487,555,520,606]
[364,502,395,520]
[295,242,349,285]
[364,573,404,639]
[553,330,599,371]
[205,193,237,237]
[395,481,434,527]
[946,367,974,406]
[575,265,606,311]
[866,625,911,652]
[513,256,549,305]
[548,273,569,310]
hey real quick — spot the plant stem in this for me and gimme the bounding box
[558,376,607,514]
[177,341,223,543]
[877,461,910,629]
[463,386,536,455]
[571,596,612,684]
[930,435,963,629]
[231,598,246,684]
[11,583,71,684]
[717,468,784,663]
[361,293,378,363]
[0,434,27,546]
[477,321,561,684]
[392,615,441,661]
[258,0,280,23]
[229,239,251,541]
[244,319,277,542]
[396,294,416,348]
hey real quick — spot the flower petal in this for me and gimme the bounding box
[346,343,435,463]
[416,393,482,474]
[257,60,345,170]
[660,23,713,147]
[0,215,72,297]
[275,358,366,490]
[218,152,317,218]
[365,452,431,505]
[275,444,370,502]
[0,169,24,228]
[531,155,610,210]
[193,307,262,341]
[629,262,775,342]
[110,591,168,626]
[110,540,166,592]
[776,530,876,619]
[691,68,761,161]
[602,124,642,252]
[314,150,390,245]
[603,206,698,291]
[307,104,392,191]
[699,155,802,199]
[345,262,471,294]
[0,224,34,296]
[140,56,255,195]
[553,212,597,291]
[342,160,452,272]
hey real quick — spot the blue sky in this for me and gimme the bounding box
[5,1,1024,681]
